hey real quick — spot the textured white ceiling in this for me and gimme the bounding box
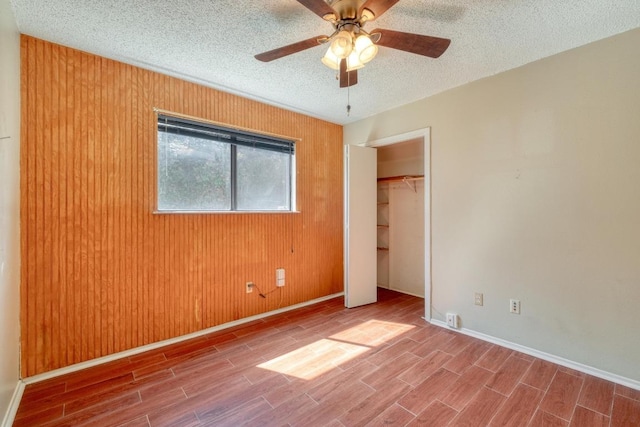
[10,0,640,125]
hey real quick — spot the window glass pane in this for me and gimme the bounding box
[236,145,290,211]
[157,132,231,210]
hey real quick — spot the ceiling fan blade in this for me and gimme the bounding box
[372,28,451,58]
[296,0,336,19]
[360,0,400,19]
[339,58,358,88]
[255,36,324,62]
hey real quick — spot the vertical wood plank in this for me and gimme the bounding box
[20,35,344,377]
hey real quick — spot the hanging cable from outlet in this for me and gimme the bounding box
[251,282,279,299]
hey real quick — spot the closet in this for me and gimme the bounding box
[376,139,425,297]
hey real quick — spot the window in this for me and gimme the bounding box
[157,113,295,212]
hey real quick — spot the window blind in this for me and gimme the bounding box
[157,114,295,154]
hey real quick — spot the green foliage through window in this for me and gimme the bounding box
[157,113,295,212]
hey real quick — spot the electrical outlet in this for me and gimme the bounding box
[446,313,459,329]
[276,268,285,287]
[246,282,254,294]
[510,299,520,314]
[474,293,483,306]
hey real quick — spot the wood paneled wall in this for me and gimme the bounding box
[20,36,344,377]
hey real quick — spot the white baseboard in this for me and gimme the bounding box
[23,292,344,385]
[430,319,640,391]
[1,380,24,427]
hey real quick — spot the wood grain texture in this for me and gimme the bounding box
[20,35,344,377]
[14,290,640,426]
[577,376,615,416]
[372,28,451,58]
[254,36,323,62]
[538,371,584,420]
[611,394,640,426]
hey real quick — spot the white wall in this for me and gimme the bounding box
[0,0,22,421]
[377,139,424,178]
[388,180,424,297]
[345,29,640,381]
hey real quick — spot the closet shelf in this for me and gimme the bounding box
[377,247,389,251]
[377,224,389,228]
[377,175,424,192]
[377,175,424,183]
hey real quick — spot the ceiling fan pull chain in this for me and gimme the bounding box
[347,82,351,116]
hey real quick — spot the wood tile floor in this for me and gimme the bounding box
[14,289,640,426]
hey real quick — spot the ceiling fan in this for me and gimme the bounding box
[255,0,451,88]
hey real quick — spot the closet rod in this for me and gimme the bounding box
[377,175,424,192]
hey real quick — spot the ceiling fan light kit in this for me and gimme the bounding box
[345,50,365,71]
[255,0,452,89]
[354,34,378,63]
[330,29,354,58]
[322,36,371,71]
[321,48,341,70]
[322,31,377,71]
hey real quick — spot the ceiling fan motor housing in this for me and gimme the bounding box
[326,0,363,20]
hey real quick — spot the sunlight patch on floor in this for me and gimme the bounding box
[330,319,416,346]
[257,319,415,380]
[257,339,368,380]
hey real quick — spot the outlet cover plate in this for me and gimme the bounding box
[446,313,459,328]
[474,293,483,306]
[510,299,520,314]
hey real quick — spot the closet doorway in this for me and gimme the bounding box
[368,128,431,320]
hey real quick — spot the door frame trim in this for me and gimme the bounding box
[363,128,432,320]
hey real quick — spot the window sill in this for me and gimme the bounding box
[153,210,301,215]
